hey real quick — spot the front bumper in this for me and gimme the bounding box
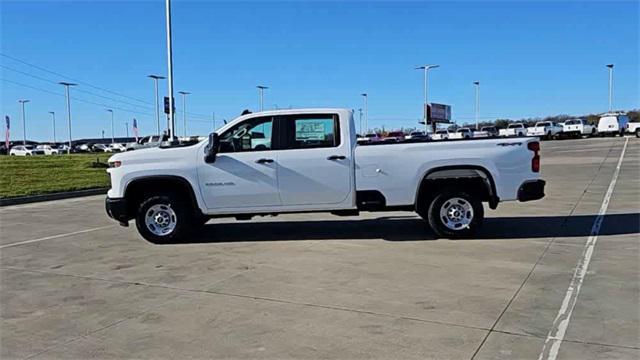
[105,197,129,226]
[518,180,546,202]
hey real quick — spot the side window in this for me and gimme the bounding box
[284,115,339,150]
[219,116,273,153]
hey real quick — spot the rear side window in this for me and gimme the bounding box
[282,114,339,150]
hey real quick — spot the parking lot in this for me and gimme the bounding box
[1,137,638,359]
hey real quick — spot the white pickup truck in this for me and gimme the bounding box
[563,118,596,138]
[499,123,528,137]
[105,109,545,243]
[529,121,563,140]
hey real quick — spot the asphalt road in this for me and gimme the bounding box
[1,137,638,359]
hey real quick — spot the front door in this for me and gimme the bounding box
[197,116,281,210]
[275,114,353,207]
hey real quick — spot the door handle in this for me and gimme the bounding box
[326,155,346,161]
[255,158,274,164]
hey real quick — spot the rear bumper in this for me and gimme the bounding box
[105,197,129,226]
[518,180,546,202]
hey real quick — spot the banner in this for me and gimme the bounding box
[132,118,139,141]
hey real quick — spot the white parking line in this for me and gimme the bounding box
[0,225,114,249]
[538,137,629,360]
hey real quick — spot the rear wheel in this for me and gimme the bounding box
[636,129,640,138]
[135,193,194,244]
[422,189,484,238]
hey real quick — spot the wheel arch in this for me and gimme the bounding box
[123,175,202,220]
[415,165,499,213]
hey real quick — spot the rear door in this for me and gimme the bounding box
[275,113,353,208]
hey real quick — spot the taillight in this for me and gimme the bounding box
[528,141,540,172]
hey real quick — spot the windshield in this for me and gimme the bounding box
[436,130,447,134]
[365,134,378,138]
[565,119,581,125]
[508,124,521,128]
[24,145,34,149]
[536,122,551,127]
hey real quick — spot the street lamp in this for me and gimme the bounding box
[165,0,176,140]
[178,91,190,137]
[415,64,439,133]
[125,121,129,138]
[106,109,115,144]
[59,82,77,154]
[18,99,30,145]
[473,81,480,130]
[361,93,368,134]
[257,85,268,111]
[148,75,165,136]
[358,108,363,135]
[606,64,614,112]
[48,111,56,144]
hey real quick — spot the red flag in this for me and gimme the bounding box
[132,118,139,142]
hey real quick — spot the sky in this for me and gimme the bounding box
[1,0,638,141]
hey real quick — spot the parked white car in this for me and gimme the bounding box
[36,145,60,155]
[627,121,640,138]
[499,123,528,137]
[106,108,545,243]
[9,145,44,156]
[529,121,563,140]
[431,130,450,140]
[449,128,473,139]
[109,143,127,152]
[357,133,383,143]
[597,113,630,136]
[405,131,426,140]
[563,119,596,138]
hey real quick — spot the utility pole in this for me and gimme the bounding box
[125,122,129,138]
[361,93,368,134]
[178,91,190,137]
[415,64,439,133]
[257,85,268,111]
[148,75,165,136]
[106,109,115,144]
[18,99,30,145]
[606,64,614,112]
[165,0,176,140]
[358,108,363,135]
[212,112,216,132]
[48,111,56,143]
[59,82,77,154]
[474,81,480,130]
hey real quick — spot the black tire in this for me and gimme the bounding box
[135,193,194,244]
[422,189,484,239]
[636,129,640,138]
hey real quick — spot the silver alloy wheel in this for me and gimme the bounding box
[439,197,474,231]
[144,204,177,236]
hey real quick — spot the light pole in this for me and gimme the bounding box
[106,109,115,144]
[358,108,363,135]
[257,85,268,111]
[606,64,614,112]
[18,99,30,145]
[125,121,129,138]
[165,0,176,140]
[48,111,56,144]
[415,64,439,133]
[361,93,368,134]
[148,75,165,136]
[178,91,190,137]
[212,112,216,132]
[473,81,480,130]
[59,82,77,154]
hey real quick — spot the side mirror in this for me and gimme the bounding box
[205,132,219,163]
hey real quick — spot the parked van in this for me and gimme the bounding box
[597,113,629,136]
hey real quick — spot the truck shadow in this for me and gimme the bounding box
[178,213,639,244]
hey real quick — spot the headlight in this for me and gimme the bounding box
[108,161,122,168]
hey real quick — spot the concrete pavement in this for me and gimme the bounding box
[1,137,638,359]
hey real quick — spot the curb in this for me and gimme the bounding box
[0,188,108,207]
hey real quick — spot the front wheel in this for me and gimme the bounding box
[423,189,484,238]
[635,129,640,138]
[135,194,194,244]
